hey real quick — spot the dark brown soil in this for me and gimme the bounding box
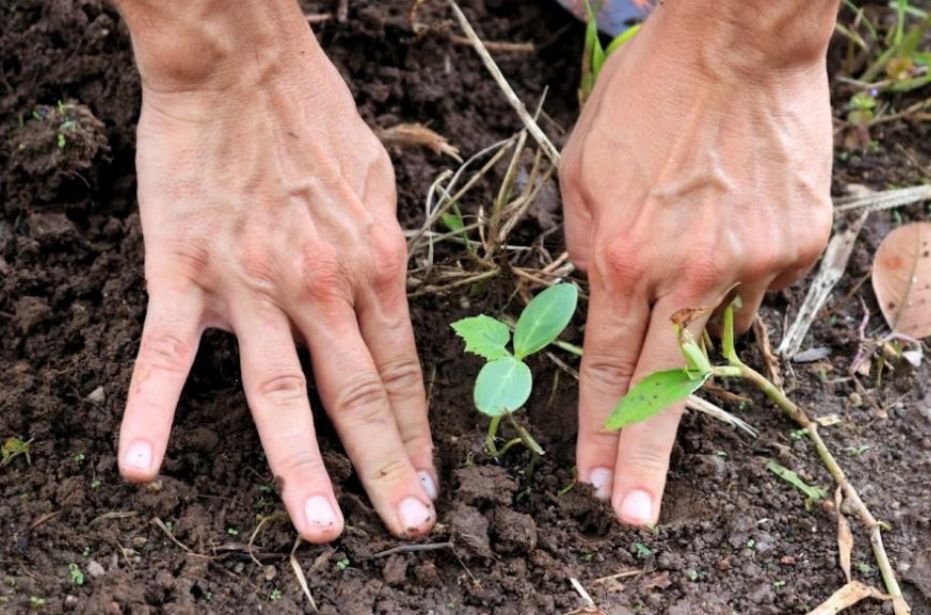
[2,1,930,613]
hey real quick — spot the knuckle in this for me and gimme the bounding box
[596,243,646,286]
[368,455,410,485]
[681,251,729,297]
[277,450,326,479]
[163,241,211,282]
[257,373,308,408]
[335,374,390,421]
[581,352,637,395]
[300,244,350,304]
[620,446,671,476]
[368,227,408,289]
[379,356,424,396]
[137,331,191,374]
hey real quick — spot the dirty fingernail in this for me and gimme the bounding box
[588,467,613,500]
[398,497,434,533]
[418,471,438,501]
[124,440,152,471]
[618,489,653,525]
[304,496,337,527]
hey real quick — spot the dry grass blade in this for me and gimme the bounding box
[290,536,319,612]
[834,184,931,212]
[151,517,196,555]
[686,394,758,437]
[872,222,931,338]
[778,212,869,357]
[447,0,561,164]
[835,487,853,583]
[805,580,890,615]
[378,123,462,161]
[448,34,535,53]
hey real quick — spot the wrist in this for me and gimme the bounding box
[646,0,839,81]
[115,0,320,93]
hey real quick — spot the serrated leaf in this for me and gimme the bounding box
[451,315,511,361]
[474,357,532,417]
[604,369,709,431]
[513,284,578,359]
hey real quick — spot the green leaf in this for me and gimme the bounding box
[451,315,511,361]
[474,357,532,417]
[441,212,464,232]
[766,460,827,509]
[513,284,578,359]
[604,369,709,431]
[605,23,641,56]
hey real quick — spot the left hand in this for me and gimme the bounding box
[559,6,834,525]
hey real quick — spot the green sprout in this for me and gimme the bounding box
[336,557,350,571]
[633,542,652,559]
[452,283,578,457]
[767,460,827,510]
[579,0,641,103]
[1,437,33,467]
[68,563,84,587]
[269,589,283,601]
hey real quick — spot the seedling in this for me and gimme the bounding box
[766,460,827,510]
[451,283,578,457]
[601,297,910,611]
[1,437,33,467]
[68,564,84,587]
[579,0,641,103]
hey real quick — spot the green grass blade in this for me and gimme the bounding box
[604,369,710,431]
[766,460,827,507]
[605,23,641,56]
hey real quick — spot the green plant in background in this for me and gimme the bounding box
[452,283,578,457]
[601,297,910,612]
[579,0,641,103]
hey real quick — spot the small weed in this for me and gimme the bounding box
[29,595,45,608]
[633,542,652,559]
[451,283,578,457]
[858,561,874,575]
[68,563,84,586]
[686,569,699,582]
[847,445,871,456]
[226,527,239,537]
[72,452,86,463]
[773,580,786,588]
[1,437,33,467]
[790,428,809,441]
[336,557,350,571]
[269,589,283,601]
[90,478,101,489]
[767,460,827,510]
[747,538,756,550]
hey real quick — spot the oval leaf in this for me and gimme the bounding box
[873,222,931,338]
[474,357,532,417]
[513,284,578,359]
[604,369,709,431]
[451,315,511,361]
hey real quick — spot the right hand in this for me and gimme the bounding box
[117,16,438,542]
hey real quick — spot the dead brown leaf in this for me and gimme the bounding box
[377,123,461,161]
[835,487,853,583]
[806,581,889,615]
[872,222,931,338]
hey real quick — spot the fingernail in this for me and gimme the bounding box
[398,497,434,533]
[304,496,338,528]
[618,489,654,525]
[418,471,438,501]
[124,440,152,471]
[588,467,614,500]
